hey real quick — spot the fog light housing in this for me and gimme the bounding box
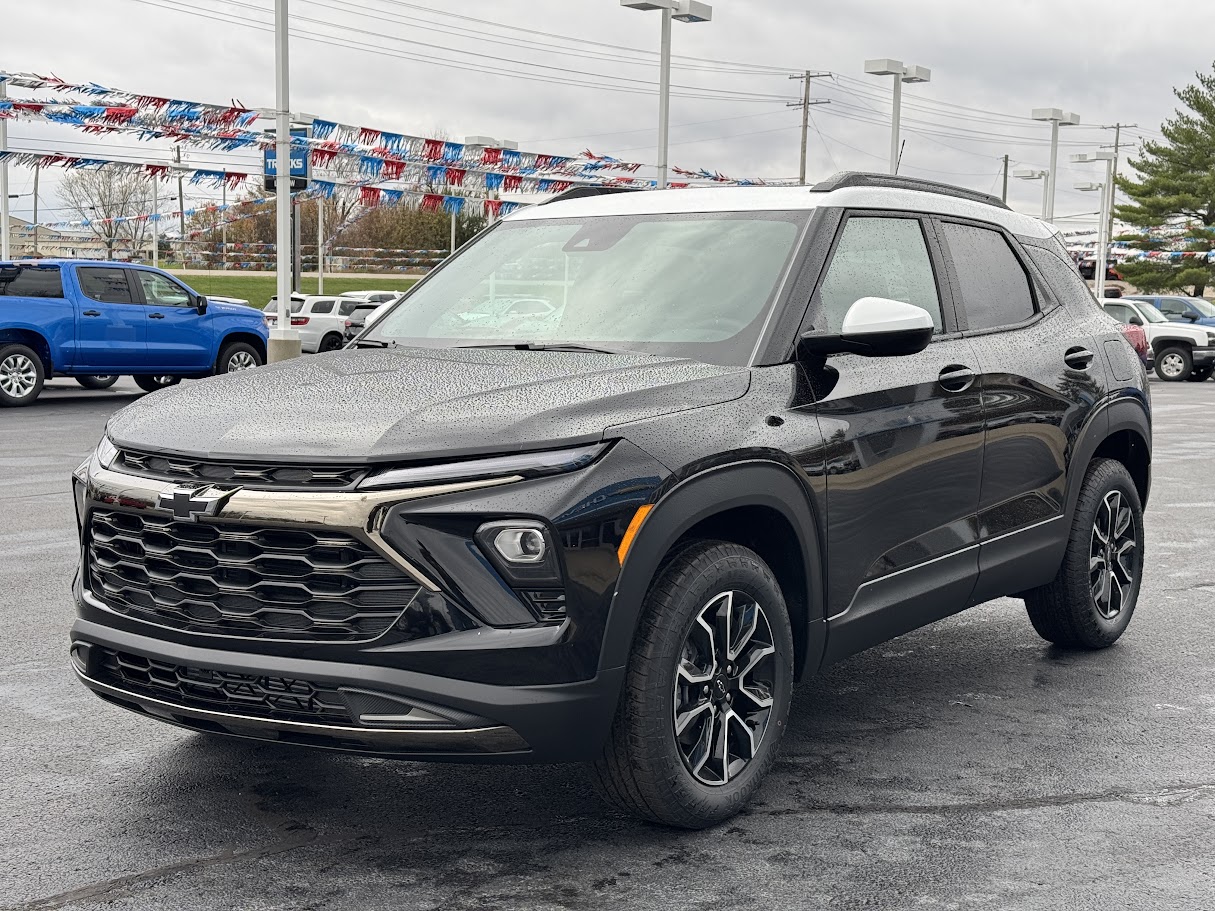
[475,520,563,588]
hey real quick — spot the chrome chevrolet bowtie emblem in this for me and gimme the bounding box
[157,485,239,522]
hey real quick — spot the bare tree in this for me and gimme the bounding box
[60,168,153,260]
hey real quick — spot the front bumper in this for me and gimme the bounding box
[1191,346,1215,368]
[70,616,624,762]
[71,441,664,761]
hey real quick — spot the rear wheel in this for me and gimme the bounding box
[1154,345,1192,381]
[217,341,262,374]
[134,375,180,393]
[318,333,344,353]
[0,344,45,407]
[591,541,794,829]
[1024,458,1143,649]
[75,375,119,390]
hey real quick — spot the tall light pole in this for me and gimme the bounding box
[0,79,9,260]
[1073,150,1117,298]
[1013,169,1050,220]
[621,0,713,189]
[1031,108,1080,223]
[864,59,931,175]
[270,0,300,362]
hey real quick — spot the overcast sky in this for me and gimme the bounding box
[3,0,1212,232]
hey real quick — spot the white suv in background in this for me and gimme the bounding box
[1102,297,1215,381]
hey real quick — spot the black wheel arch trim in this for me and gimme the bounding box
[1065,393,1151,521]
[599,458,826,679]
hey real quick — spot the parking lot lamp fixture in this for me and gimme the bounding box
[864,59,932,175]
[1013,168,1050,220]
[1031,108,1081,223]
[1073,150,1116,297]
[621,0,714,189]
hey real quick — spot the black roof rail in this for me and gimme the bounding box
[539,185,644,205]
[810,171,1011,211]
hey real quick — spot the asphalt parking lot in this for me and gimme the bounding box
[2,376,1213,910]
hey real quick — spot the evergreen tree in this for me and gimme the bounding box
[1115,62,1215,296]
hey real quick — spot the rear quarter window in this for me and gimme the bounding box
[0,264,64,298]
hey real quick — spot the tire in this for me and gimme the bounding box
[1185,366,1212,382]
[216,341,262,374]
[0,343,45,407]
[133,375,180,393]
[1024,458,1144,649]
[590,541,795,829]
[74,375,119,390]
[318,333,344,353]
[1154,345,1192,381]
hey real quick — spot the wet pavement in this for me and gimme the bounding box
[2,376,1213,910]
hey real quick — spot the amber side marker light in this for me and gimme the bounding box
[617,505,653,564]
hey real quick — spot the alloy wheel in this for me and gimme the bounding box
[673,590,777,787]
[1090,489,1137,620]
[228,351,257,371]
[0,354,37,398]
[1159,352,1186,379]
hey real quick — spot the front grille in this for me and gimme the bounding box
[115,449,365,490]
[88,510,420,642]
[94,647,353,725]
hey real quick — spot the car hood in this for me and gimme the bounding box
[106,347,751,462]
[1158,320,1214,340]
[207,299,261,319]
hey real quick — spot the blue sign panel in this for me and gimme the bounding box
[263,127,310,191]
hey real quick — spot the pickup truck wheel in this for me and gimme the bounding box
[217,342,262,374]
[75,375,119,390]
[134,375,179,393]
[591,541,794,829]
[1185,366,1212,382]
[1024,458,1143,649]
[0,344,45,407]
[318,333,344,352]
[1154,346,1192,381]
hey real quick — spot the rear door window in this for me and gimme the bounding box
[310,299,335,314]
[78,267,136,304]
[939,222,1037,331]
[0,264,64,298]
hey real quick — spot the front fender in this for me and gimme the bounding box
[600,459,826,678]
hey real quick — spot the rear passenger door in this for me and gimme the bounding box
[74,266,146,369]
[933,220,1107,603]
[799,212,987,662]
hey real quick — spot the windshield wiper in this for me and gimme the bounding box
[454,342,633,355]
[354,338,396,349]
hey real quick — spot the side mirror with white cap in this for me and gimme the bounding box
[798,296,935,358]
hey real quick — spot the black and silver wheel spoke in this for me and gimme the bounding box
[1090,490,1138,620]
[673,590,777,787]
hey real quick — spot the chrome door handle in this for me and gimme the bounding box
[938,364,976,393]
[1065,346,1094,370]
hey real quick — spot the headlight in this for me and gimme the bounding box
[358,442,608,490]
[1206,331,1215,345]
[95,436,119,469]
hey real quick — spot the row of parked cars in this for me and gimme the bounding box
[1101,294,1215,381]
[261,289,404,352]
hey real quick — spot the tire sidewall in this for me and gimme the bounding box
[635,546,795,822]
[218,342,262,374]
[320,334,343,352]
[1071,463,1144,644]
[1154,346,1192,381]
[0,344,46,407]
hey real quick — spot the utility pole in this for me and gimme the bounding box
[31,164,39,257]
[0,79,9,260]
[151,177,158,268]
[221,171,227,270]
[175,146,186,266]
[1100,123,1135,248]
[787,71,830,185]
[1001,154,1009,204]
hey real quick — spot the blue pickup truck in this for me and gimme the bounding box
[0,260,268,407]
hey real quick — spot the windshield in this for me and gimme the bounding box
[1138,304,1168,323]
[265,299,304,314]
[1186,298,1215,317]
[365,211,808,365]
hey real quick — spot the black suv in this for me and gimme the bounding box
[70,173,1151,829]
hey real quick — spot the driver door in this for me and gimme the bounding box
[133,270,213,371]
